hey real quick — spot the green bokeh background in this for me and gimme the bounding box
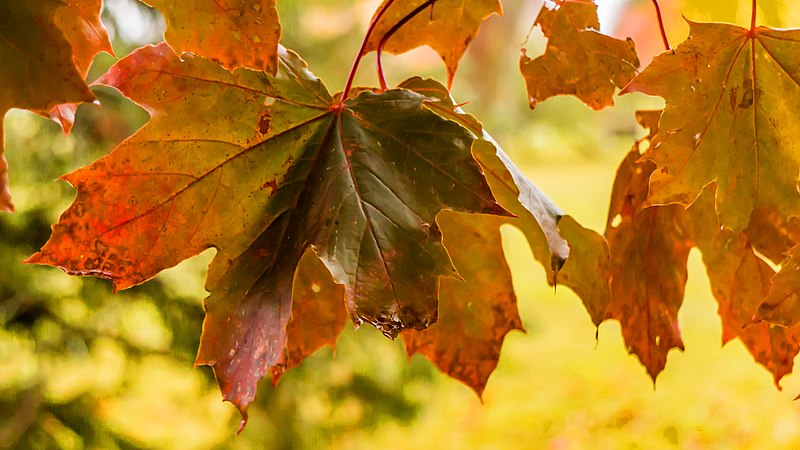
[3,0,800,448]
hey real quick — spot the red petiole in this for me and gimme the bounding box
[340,0,398,105]
[376,0,439,91]
[651,0,671,51]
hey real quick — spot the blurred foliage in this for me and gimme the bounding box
[4,0,800,449]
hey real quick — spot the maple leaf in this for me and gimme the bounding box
[520,0,639,110]
[622,21,800,232]
[28,43,508,419]
[145,0,281,73]
[605,161,691,379]
[0,0,106,212]
[603,111,691,379]
[676,184,800,384]
[605,110,800,383]
[364,0,502,86]
[402,211,524,396]
[697,225,800,385]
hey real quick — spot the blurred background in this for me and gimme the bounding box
[3,0,800,448]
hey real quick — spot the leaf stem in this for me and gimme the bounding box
[750,0,757,32]
[377,0,439,91]
[651,0,670,51]
[341,0,398,104]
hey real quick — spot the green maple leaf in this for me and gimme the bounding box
[28,43,508,419]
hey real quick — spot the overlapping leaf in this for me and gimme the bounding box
[697,226,800,385]
[0,0,108,212]
[271,250,347,384]
[605,111,800,382]
[28,43,509,418]
[622,21,800,232]
[757,246,800,328]
[553,216,611,325]
[678,186,800,384]
[402,211,523,396]
[399,78,568,268]
[476,138,612,326]
[617,19,800,375]
[145,0,281,73]
[364,0,502,86]
[10,0,800,432]
[520,0,639,110]
[745,208,800,266]
[401,77,612,326]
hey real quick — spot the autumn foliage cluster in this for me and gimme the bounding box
[3,0,800,431]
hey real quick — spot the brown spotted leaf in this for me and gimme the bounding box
[364,0,502,86]
[28,44,507,419]
[696,224,800,385]
[145,0,281,73]
[196,232,343,427]
[622,21,800,232]
[607,111,800,383]
[403,211,523,396]
[0,0,99,211]
[604,111,691,379]
[520,0,639,110]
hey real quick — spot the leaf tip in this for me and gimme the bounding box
[474,387,486,404]
[236,414,249,435]
[22,252,43,265]
[551,253,566,287]
[462,377,487,402]
[270,363,286,387]
[645,365,663,388]
[773,375,785,391]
